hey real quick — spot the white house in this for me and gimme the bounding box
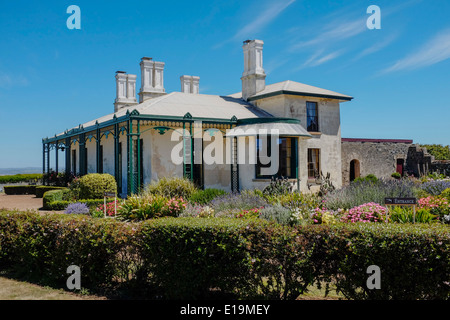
[42,40,353,196]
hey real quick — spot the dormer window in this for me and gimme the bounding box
[306,101,319,132]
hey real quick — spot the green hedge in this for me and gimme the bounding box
[3,185,37,195]
[0,174,42,184]
[36,186,67,198]
[0,210,448,300]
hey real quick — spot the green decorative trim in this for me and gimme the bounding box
[153,126,170,135]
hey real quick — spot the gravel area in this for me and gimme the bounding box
[0,194,58,213]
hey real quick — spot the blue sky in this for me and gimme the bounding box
[0,0,449,169]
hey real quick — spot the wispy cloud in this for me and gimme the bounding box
[354,32,400,61]
[214,0,296,49]
[382,29,450,73]
[290,17,366,52]
[300,49,344,69]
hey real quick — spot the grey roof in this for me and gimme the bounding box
[59,92,274,135]
[229,80,353,101]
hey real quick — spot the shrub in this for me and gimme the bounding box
[210,190,268,214]
[389,206,438,224]
[179,204,215,218]
[188,188,227,204]
[262,177,293,195]
[311,208,341,225]
[341,202,388,223]
[0,211,448,300]
[418,196,450,217]
[391,172,401,179]
[78,173,117,200]
[145,176,197,199]
[259,204,293,225]
[0,174,42,184]
[117,194,185,222]
[324,179,417,210]
[65,202,90,215]
[36,186,67,198]
[306,223,450,300]
[42,189,70,209]
[353,174,378,184]
[419,180,450,196]
[3,185,37,195]
[442,188,450,200]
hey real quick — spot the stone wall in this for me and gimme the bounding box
[341,139,413,185]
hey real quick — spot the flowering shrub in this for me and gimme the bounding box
[64,202,90,215]
[341,202,388,223]
[94,200,120,217]
[418,196,450,217]
[311,208,340,225]
[236,207,263,219]
[419,180,450,196]
[162,197,187,217]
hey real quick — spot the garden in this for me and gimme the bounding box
[0,172,449,300]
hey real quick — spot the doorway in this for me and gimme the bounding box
[350,159,360,182]
[396,158,405,176]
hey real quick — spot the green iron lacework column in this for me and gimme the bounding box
[96,127,101,173]
[114,123,119,189]
[127,119,132,196]
[136,120,141,194]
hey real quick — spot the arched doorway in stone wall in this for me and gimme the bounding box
[350,159,360,182]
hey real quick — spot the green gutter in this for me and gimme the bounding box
[247,90,353,102]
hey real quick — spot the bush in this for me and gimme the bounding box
[3,185,36,195]
[341,202,388,223]
[0,174,42,184]
[65,202,90,215]
[43,199,106,211]
[42,189,69,209]
[36,186,67,198]
[210,190,268,215]
[324,179,417,210]
[391,172,401,179]
[301,223,450,300]
[262,177,294,195]
[419,180,450,196]
[145,176,197,199]
[0,211,448,300]
[78,173,117,200]
[259,204,293,225]
[389,206,438,224]
[353,174,378,184]
[188,188,227,204]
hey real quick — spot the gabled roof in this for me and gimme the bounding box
[229,80,353,102]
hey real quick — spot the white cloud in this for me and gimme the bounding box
[382,29,450,73]
[213,0,296,49]
[301,50,343,68]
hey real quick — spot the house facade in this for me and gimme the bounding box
[42,39,353,196]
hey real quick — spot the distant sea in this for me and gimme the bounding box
[0,167,42,176]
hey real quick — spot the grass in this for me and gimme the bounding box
[0,274,106,300]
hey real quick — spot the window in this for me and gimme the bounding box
[307,148,320,179]
[256,136,297,179]
[99,145,103,173]
[306,101,319,132]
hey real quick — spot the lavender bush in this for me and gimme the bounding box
[419,179,450,196]
[64,202,90,215]
[209,190,268,214]
[324,179,417,210]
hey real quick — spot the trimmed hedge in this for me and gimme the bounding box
[0,210,448,300]
[0,174,42,184]
[36,186,67,198]
[3,185,37,195]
